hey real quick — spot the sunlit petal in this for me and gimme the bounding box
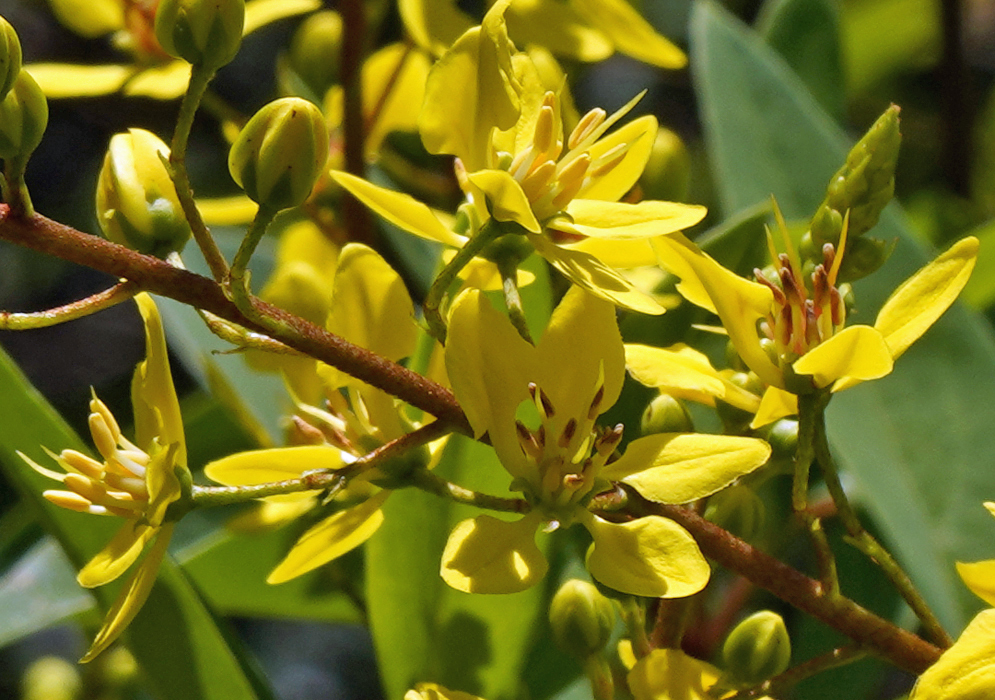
[26,64,131,99]
[440,512,547,594]
[77,521,156,588]
[122,62,191,99]
[505,0,612,63]
[571,0,687,69]
[956,560,995,608]
[467,169,541,232]
[243,0,322,35]
[750,386,798,429]
[578,116,657,202]
[562,200,706,239]
[793,325,893,389]
[911,609,995,699]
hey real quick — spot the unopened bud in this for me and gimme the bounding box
[155,0,245,70]
[0,70,47,162]
[96,128,191,256]
[716,371,762,433]
[704,484,765,542]
[288,11,342,96]
[762,418,798,462]
[21,656,82,700]
[638,127,690,202]
[722,611,791,686]
[549,579,616,659]
[837,235,896,283]
[229,97,329,211]
[641,393,693,435]
[0,16,23,100]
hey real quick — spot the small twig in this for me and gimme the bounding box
[723,645,868,699]
[0,280,137,329]
[339,0,374,246]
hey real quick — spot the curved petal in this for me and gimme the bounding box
[244,0,322,35]
[624,343,760,413]
[750,386,798,429]
[563,236,658,269]
[653,234,782,387]
[446,290,533,476]
[363,44,431,156]
[133,294,185,464]
[578,116,657,202]
[399,0,474,56]
[793,325,893,389]
[875,236,978,361]
[628,649,721,700]
[205,445,344,486]
[467,169,541,233]
[583,513,709,598]
[80,524,174,663]
[78,522,156,588]
[123,62,191,99]
[600,433,770,503]
[956,559,995,607]
[26,63,130,99]
[331,171,466,247]
[48,0,123,37]
[505,0,613,63]
[571,0,687,69]
[911,609,995,700]
[267,491,390,583]
[196,194,258,226]
[562,200,706,239]
[531,234,665,314]
[440,512,547,594]
[536,285,625,423]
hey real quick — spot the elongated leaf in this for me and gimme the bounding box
[691,0,995,633]
[0,343,270,699]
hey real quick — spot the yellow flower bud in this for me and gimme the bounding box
[96,128,192,257]
[288,10,343,96]
[155,0,245,70]
[548,578,616,660]
[721,611,791,687]
[229,97,329,211]
[0,16,23,101]
[0,70,47,162]
[703,484,765,543]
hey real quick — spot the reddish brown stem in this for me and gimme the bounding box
[0,207,469,434]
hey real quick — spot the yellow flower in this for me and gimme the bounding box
[955,502,995,607]
[626,648,774,700]
[440,285,770,595]
[654,230,979,427]
[910,609,995,700]
[331,0,706,315]
[206,243,445,583]
[19,293,188,662]
[405,684,485,700]
[26,0,320,99]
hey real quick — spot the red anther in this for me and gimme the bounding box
[559,417,578,448]
[588,384,605,419]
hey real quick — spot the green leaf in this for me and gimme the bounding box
[0,343,271,699]
[757,0,844,119]
[691,0,995,633]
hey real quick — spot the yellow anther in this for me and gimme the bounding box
[44,490,94,513]
[551,153,591,211]
[589,143,629,179]
[520,160,557,203]
[533,105,557,160]
[568,107,607,151]
[88,411,120,462]
[59,449,105,480]
[89,394,123,444]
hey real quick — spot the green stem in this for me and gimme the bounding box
[225,205,279,322]
[169,64,229,282]
[423,219,502,343]
[723,646,867,700]
[619,597,652,659]
[582,654,614,700]
[812,414,953,648]
[408,469,529,513]
[0,281,136,329]
[2,156,33,217]
[649,596,695,650]
[498,256,533,343]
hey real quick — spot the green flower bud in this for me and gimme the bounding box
[641,393,693,435]
[0,16,23,101]
[549,579,616,659]
[229,97,329,211]
[288,10,343,96]
[0,70,47,162]
[155,0,245,70]
[762,418,798,461]
[722,611,791,687]
[704,484,765,542]
[837,235,897,283]
[638,127,690,202]
[96,128,192,257]
[21,656,82,700]
[716,371,762,433]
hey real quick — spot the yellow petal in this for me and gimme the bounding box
[750,386,798,429]
[563,236,659,269]
[331,171,465,247]
[398,0,474,56]
[122,62,191,99]
[654,233,782,387]
[78,521,156,588]
[531,234,665,314]
[562,200,706,240]
[132,294,185,462]
[445,289,533,476]
[243,0,322,35]
[418,0,520,170]
[627,649,721,700]
[196,194,258,226]
[600,433,770,503]
[505,0,612,62]
[624,343,760,413]
[440,512,547,594]
[26,64,131,99]
[956,559,995,607]
[571,0,687,69]
[535,285,625,423]
[363,43,432,157]
[267,491,390,583]
[578,115,657,202]
[80,524,174,663]
[406,683,488,700]
[793,325,893,389]
[48,0,123,37]
[583,513,709,598]
[451,253,536,291]
[875,236,979,361]
[911,609,995,700]
[466,169,541,233]
[205,445,344,486]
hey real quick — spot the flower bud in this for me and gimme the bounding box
[288,10,342,96]
[229,97,329,211]
[641,393,693,435]
[837,235,896,283]
[21,656,82,700]
[0,70,48,162]
[704,484,765,542]
[155,0,245,70]
[549,579,616,660]
[722,611,791,687]
[638,127,690,202]
[0,16,23,101]
[96,128,192,257]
